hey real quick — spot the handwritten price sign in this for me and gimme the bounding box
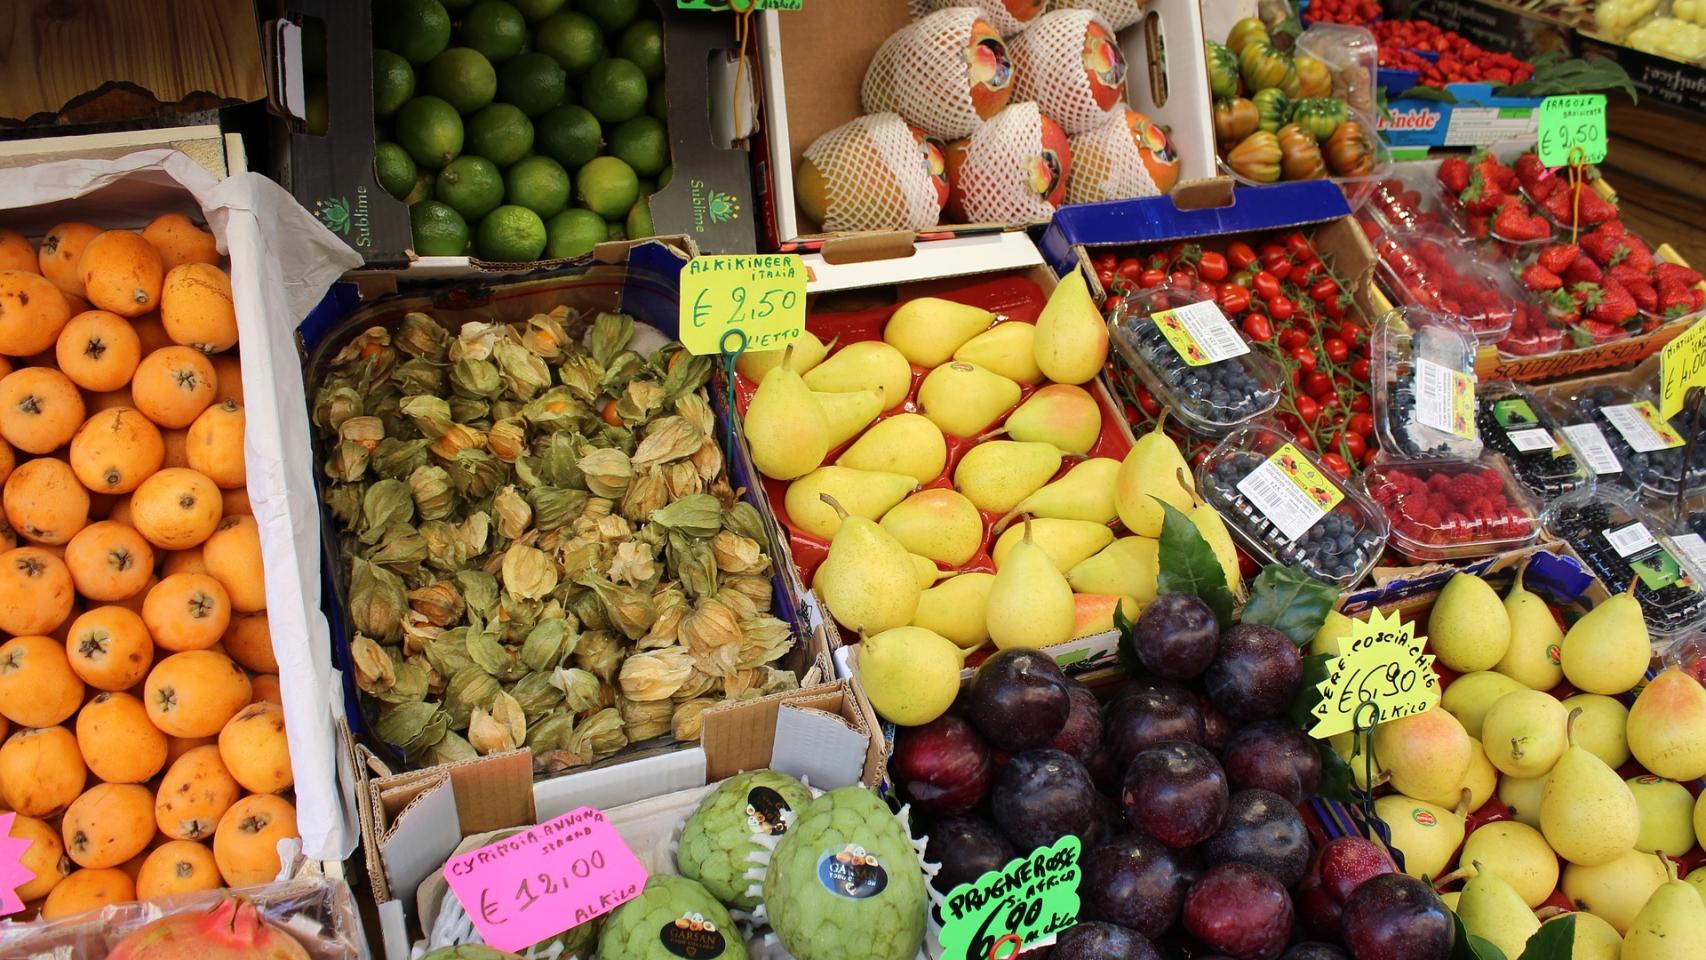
[679,254,808,356]
[442,807,647,952]
[937,836,1082,960]
[1660,318,1706,420]
[1536,95,1607,167]
[1309,608,1440,739]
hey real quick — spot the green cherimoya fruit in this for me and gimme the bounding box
[597,874,748,960]
[677,769,814,910]
[764,786,926,960]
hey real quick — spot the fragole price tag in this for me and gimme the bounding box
[680,254,807,356]
[938,836,1082,960]
[1659,316,1706,419]
[1537,94,1607,167]
[442,807,648,953]
[1310,608,1440,739]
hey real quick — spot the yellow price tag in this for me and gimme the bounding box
[1659,318,1706,420]
[679,254,807,356]
[1309,608,1440,739]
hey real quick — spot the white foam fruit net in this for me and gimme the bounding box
[907,0,1044,36]
[1052,0,1145,30]
[863,7,1010,140]
[802,113,943,233]
[953,101,1065,224]
[1068,110,1163,204]
[1010,9,1127,135]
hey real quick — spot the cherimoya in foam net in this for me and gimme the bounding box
[946,102,1071,225]
[861,7,1016,141]
[1009,9,1129,135]
[1067,109,1182,204]
[907,0,1047,37]
[798,114,948,233]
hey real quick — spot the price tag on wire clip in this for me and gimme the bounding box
[680,254,807,356]
[1537,94,1607,168]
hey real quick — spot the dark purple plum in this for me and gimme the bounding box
[1085,747,1121,796]
[1103,685,1205,771]
[1121,741,1228,849]
[1205,624,1304,720]
[892,715,993,816]
[1079,832,1194,939]
[969,650,1071,751]
[1220,720,1324,806]
[924,815,1016,895]
[1199,695,1237,752]
[991,748,1100,851]
[1183,862,1295,960]
[1282,943,1351,960]
[1131,593,1220,679]
[1298,835,1398,936]
[1339,873,1454,960]
[1048,682,1103,761]
[1050,922,1161,960]
[1203,788,1312,887]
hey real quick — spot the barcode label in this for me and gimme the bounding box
[1152,300,1250,367]
[1560,423,1622,475]
[1414,358,1475,438]
[1605,521,1658,558]
[1671,533,1706,579]
[1235,444,1343,542]
[1506,428,1557,453]
[1603,404,1682,453]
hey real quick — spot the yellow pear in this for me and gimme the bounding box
[1002,384,1103,455]
[954,322,1042,384]
[1427,573,1510,673]
[1626,668,1706,781]
[1461,740,1498,810]
[1496,563,1564,690]
[1073,594,1140,638]
[744,346,829,480]
[784,467,916,540]
[1481,688,1569,778]
[1456,821,1558,908]
[1455,860,1540,959]
[1498,774,1547,830]
[992,518,1115,573]
[910,554,945,590]
[883,297,993,367]
[803,341,912,408]
[838,413,947,483]
[1032,268,1109,385]
[1560,693,1631,768]
[912,573,996,649]
[856,625,969,726]
[1622,855,1706,960]
[1627,776,1697,858]
[1541,911,1621,960]
[954,441,1061,514]
[1371,708,1474,807]
[1695,788,1706,851]
[813,494,919,633]
[1374,791,1467,880]
[1541,708,1641,866]
[1181,470,1241,594]
[1688,861,1706,903]
[1559,589,1650,695]
[814,387,885,447]
[997,458,1120,530]
[917,361,1021,438]
[881,488,984,567]
[1441,670,1527,739]
[1114,411,1193,538]
[1066,536,1159,604]
[737,329,830,381]
[1310,609,1355,658]
[986,519,1075,650]
[1561,848,1669,934]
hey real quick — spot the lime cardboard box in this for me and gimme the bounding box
[259,0,757,271]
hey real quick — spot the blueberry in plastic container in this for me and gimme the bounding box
[1131,324,1268,424]
[1204,451,1381,583]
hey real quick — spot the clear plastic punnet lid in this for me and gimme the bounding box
[1372,226,1521,346]
[1362,453,1542,563]
[1108,286,1282,436]
[1543,486,1706,645]
[1476,380,1591,502]
[1196,420,1389,587]
[1584,387,1706,500]
[1371,306,1483,461]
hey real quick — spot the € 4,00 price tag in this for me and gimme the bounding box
[679,254,808,357]
[441,807,648,953]
[1309,608,1440,739]
[938,836,1082,960]
[1660,317,1706,420]
[1537,94,1607,168]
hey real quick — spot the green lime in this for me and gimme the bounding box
[545,208,607,259]
[625,198,653,240]
[411,201,470,256]
[375,142,420,200]
[395,95,465,169]
[476,205,548,261]
[606,220,627,241]
[513,0,566,19]
[648,82,667,121]
[581,58,647,123]
[373,50,417,119]
[575,155,639,217]
[577,0,639,33]
[616,20,664,80]
[635,177,656,195]
[535,11,605,75]
[497,52,567,116]
[505,155,572,217]
[404,169,437,205]
[608,116,668,176]
[467,103,536,167]
[657,165,673,190]
[423,48,497,114]
[460,1,528,62]
[376,0,452,64]
[436,155,507,220]
[535,104,602,169]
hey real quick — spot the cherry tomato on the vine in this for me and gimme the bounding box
[1228,241,1258,271]
[1310,278,1341,304]
[1218,285,1250,314]
[1252,271,1281,299]
[1348,413,1374,438]
[1349,357,1371,382]
[1137,384,1161,416]
[1290,345,1318,371]
[1350,394,1372,414]
[1322,296,1345,320]
[1295,432,1316,451]
[1279,329,1309,351]
[1305,371,1333,398]
[1104,295,1125,317]
[1283,231,1311,256]
[1117,258,1143,281]
[1337,321,1365,345]
[1241,313,1272,342]
[1170,270,1197,289]
[1320,452,1351,478]
[1140,268,1167,288]
[1324,337,1349,363]
[1294,395,1320,423]
[1199,252,1229,282]
[1268,295,1295,322]
[1094,253,1117,274]
[1342,432,1367,460]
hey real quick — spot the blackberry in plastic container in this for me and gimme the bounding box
[1108,286,1280,436]
[1476,382,1587,501]
[1131,324,1267,424]
[1544,492,1706,640]
[1371,308,1483,461]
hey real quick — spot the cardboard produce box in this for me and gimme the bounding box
[1377,83,1544,149]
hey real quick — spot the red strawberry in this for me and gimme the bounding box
[1654,262,1704,286]
[1437,156,1471,195]
[1564,256,1603,285]
[1577,190,1619,224]
[1629,280,1658,314]
[1579,231,1622,266]
[1493,202,1549,241]
[1474,152,1519,192]
[1592,219,1625,237]
[1583,319,1626,343]
[1515,152,1548,188]
[1462,169,1505,215]
[1658,277,1702,317]
[1543,189,1575,224]
[1521,264,1563,291]
[1620,235,1654,273]
[1537,243,1578,274]
[1529,177,1562,202]
[1590,280,1638,324]
[1543,288,1581,324]
[1608,262,1648,288]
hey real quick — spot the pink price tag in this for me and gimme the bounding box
[442,807,648,953]
[0,812,33,916]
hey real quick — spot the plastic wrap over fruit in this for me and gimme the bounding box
[1068,109,1180,203]
[1009,10,1128,135]
[944,102,1072,224]
[676,770,815,911]
[798,114,947,233]
[862,7,1016,140]
[908,0,1046,36]
[1051,0,1145,30]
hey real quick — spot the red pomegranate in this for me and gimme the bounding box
[108,896,309,960]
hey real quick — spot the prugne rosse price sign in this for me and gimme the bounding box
[441,807,648,952]
[1659,318,1706,419]
[1536,94,1607,167]
[937,835,1082,960]
[1309,608,1440,739]
[679,254,808,356]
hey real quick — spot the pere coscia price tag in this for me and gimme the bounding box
[442,806,648,952]
[680,254,808,357]
[1309,608,1440,739]
[937,835,1082,960]
[1659,317,1706,419]
[1536,94,1607,167]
